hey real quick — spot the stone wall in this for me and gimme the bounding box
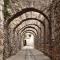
[50,0,60,60]
[3,0,52,60]
[0,0,4,60]
[4,0,60,60]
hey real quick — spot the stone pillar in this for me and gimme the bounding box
[0,0,4,60]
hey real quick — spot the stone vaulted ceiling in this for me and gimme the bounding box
[7,0,52,30]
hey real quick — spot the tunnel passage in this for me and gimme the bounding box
[2,0,60,60]
[18,26,42,49]
[3,7,51,60]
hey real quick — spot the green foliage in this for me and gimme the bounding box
[4,0,11,20]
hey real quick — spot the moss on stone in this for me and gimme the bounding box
[4,0,11,20]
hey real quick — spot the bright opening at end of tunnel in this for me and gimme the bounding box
[22,32,34,49]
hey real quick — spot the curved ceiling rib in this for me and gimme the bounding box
[17,24,41,34]
[20,30,37,37]
[7,8,49,26]
[13,18,45,31]
[18,26,38,35]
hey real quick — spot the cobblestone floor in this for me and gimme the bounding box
[6,46,51,60]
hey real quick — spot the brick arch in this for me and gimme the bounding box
[6,8,49,26]
[18,26,38,35]
[17,24,41,33]
[13,18,45,31]
[20,30,37,38]
[17,24,42,37]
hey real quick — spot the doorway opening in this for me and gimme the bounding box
[22,32,34,49]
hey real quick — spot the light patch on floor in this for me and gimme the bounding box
[6,48,51,60]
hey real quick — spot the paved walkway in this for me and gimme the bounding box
[7,46,51,60]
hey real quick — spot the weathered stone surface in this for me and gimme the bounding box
[1,0,60,60]
[0,0,4,60]
[50,0,60,60]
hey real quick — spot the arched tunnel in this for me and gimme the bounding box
[3,7,51,60]
[0,0,60,60]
